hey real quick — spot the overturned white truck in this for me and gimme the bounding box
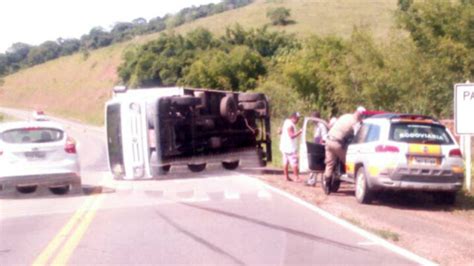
[105,87,271,180]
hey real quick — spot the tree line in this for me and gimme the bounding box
[119,0,473,119]
[0,0,252,76]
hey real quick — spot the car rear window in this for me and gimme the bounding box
[390,123,454,145]
[0,127,64,144]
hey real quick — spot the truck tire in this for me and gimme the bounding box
[240,100,265,110]
[222,160,239,170]
[220,95,238,123]
[50,185,70,195]
[238,93,264,102]
[171,96,201,106]
[188,163,206,172]
[17,185,37,194]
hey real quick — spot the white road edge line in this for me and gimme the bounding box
[237,173,437,266]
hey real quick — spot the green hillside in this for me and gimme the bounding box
[0,0,399,124]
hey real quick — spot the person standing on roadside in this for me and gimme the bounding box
[323,106,366,184]
[279,112,303,182]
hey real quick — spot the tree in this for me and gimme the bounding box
[58,38,81,56]
[266,7,291,26]
[80,27,113,50]
[27,41,61,66]
[6,42,31,65]
[0,54,8,76]
[111,22,135,42]
[182,46,265,91]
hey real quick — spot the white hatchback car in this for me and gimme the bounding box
[0,121,81,194]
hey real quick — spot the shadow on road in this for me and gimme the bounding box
[155,210,246,266]
[180,202,367,252]
[0,184,116,200]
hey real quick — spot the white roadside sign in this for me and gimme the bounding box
[454,82,473,192]
[454,83,474,134]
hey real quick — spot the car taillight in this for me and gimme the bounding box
[375,145,400,153]
[449,148,462,158]
[65,137,76,154]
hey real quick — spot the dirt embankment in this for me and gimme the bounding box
[257,173,474,266]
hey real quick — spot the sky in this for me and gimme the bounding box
[0,0,220,53]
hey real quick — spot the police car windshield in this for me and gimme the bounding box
[389,123,454,145]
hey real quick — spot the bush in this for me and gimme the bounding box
[266,7,291,26]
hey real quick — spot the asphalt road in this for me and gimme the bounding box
[0,108,432,265]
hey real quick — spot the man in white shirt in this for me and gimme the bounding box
[279,112,302,181]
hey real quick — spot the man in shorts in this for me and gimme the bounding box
[279,112,302,181]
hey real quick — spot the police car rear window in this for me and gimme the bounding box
[389,123,454,145]
[1,127,64,144]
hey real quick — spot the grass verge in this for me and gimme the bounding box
[0,112,17,122]
[340,214,400,242]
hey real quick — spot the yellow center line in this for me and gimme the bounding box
[32,175,113,266]
[50,194,106,265]
[31,194,96,266]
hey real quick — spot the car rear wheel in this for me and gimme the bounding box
[188,163,206,172]
[50,185,70,195]
[222,160,239,170]
[355,167,372,204]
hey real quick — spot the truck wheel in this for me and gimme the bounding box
[220,95,238,123]
[355,167,372,204]
[240,100,265,110]
[188,163,206,172]
[222,160,239,170]
[50,185,70,195]
[17,185,37,194]
[238,93,264,102]
[171,96,201,106]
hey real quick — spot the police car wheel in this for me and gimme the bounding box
[322,177,331,195]
[355,167,372,204]
[330,179,341,193]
